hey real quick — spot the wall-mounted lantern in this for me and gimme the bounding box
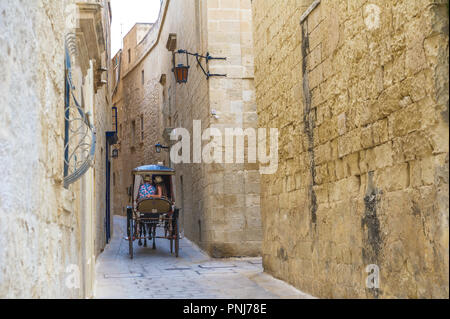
[172,50,227,84]
[155,143,169,154]
[174,63,190,84]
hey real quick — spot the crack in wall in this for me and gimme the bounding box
[301,20,318,227]
[361,171,383,298]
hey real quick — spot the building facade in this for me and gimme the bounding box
[112,0,262,257]
[0,0,114,298]
[252,0,449,298]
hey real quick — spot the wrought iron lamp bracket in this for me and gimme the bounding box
[174,50,227,80]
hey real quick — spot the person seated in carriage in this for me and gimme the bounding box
[136,175,167,202]
[153,175,167,199]
[136,175,157,201]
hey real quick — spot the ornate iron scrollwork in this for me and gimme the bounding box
[64,44,96,188]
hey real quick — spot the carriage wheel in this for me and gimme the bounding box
[128,218,134,259]
[175,218,179,258]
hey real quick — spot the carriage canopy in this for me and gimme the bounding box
[132,165,175,176]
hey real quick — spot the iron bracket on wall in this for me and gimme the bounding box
[175,50,227,80]
[64,46,97,189]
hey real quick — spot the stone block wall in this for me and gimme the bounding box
[111,50,127,216]
[0,0,112,298]
[0,1,78,298]
[202,0,262,257]
[252,0,449,298]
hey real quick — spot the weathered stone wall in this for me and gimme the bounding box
[94,77,113,257]
[252,0,449,298]
[94,0,114,260]
[0,0,112,298]
[112,50,127,216]
[113,0,262,257]
[0,0,77,298]
[202,0,261,257]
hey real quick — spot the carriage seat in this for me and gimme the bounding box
[137,197,172,214]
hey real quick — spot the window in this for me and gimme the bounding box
[140,115,144,141]
[131,120,136,145]
[142,70,145,85]
[113,172,116,187]
[128,49,131,64]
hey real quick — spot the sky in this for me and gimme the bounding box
[110,0,161,56]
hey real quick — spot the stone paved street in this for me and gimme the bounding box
[95,216,314,299]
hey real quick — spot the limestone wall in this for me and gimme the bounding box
[0,0,112,298]
[252,0,449,298]
[0,0,76,298]
[202,0,261,257]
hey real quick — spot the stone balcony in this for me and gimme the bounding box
[75,0,108,91]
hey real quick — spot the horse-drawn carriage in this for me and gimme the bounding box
[126,165,180,259]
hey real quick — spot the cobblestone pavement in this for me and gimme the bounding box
[95,216,314,299]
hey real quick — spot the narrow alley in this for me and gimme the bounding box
[0,0,448,302]
[95,216,312,299]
